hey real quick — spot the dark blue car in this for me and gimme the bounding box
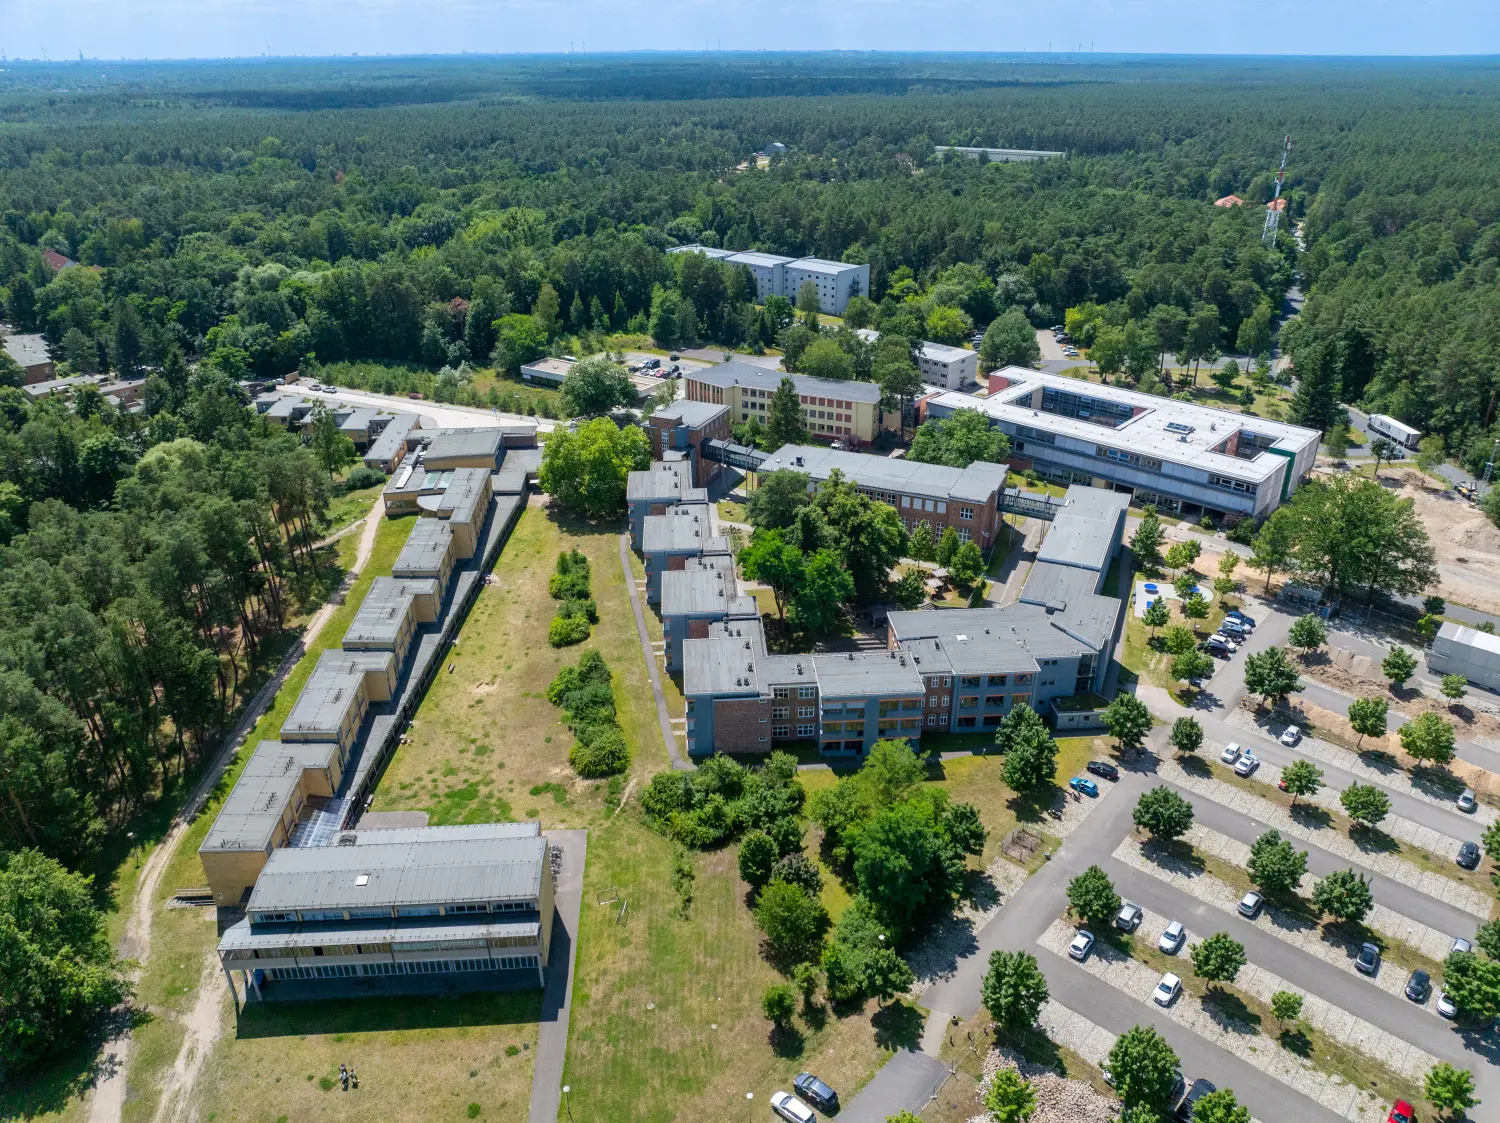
[795,1072,838,1113]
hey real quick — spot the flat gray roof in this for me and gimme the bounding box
[364,413,420,463]
[343,577,422,648]
[760,653,818,685]
[504,447,543,476]
[244,826,546,914]
[653,400,728,428]
[200,740,338,853]
[661,557,748,616]
[220,914,541,953]
[3,333,50,367]
[901,633,1038,678]
[667,244,737,259]
[424,429,502,465]
[811,650,925,698]
[393,518,454,576]
[627,463,694,502]
[920,341,976,363]
[281,650,395,739]
[1035,485,1127,571]
[786,257,864,275]
[642,504,720,553]
[434,467,491,525]
[887,604,1103,659]
[339,408,380,434]
[755,444,1004,504]
[727,251,792,268]
[689,360,883,404]
[683,619,766,697]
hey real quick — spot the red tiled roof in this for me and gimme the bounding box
[1214,194,1245,207]
[41,249,77,271]
[1266,197,1287,212]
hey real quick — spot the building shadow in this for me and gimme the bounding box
[234,987,542,1040]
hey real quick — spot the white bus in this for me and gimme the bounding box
[1367,413,1422,451]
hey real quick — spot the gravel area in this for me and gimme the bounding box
[904,855,1030,992]
[968,1046,1117,1123]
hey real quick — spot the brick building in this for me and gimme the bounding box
[646,399,731,489]
[626,461,706,550]
[641,503,729,604]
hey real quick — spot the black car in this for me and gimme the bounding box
[1175,1079,1216,1121]
[1405,969,1431,1002]
[794,1072,838,1113]
[1457,841,1482,869]
[1086,760,1120,782]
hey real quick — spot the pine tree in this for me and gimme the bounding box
[764,377,807,449]
[1288,343,1341,432]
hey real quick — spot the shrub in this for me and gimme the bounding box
[343,465,387,491]
[569,728,629,777]
[548,613,591,647]
[770,852,824,895]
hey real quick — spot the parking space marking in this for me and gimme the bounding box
[1158,756,1491,917]
[1114,836,1446,1016]
[1039,919,1395,1122]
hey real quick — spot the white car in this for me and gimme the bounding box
[1437,991,1458,1019]
[1220,743,1242,764]
[1153,972,1182,1007]
[770,1090,817,1123]
[1158,921,1186,954]
[1069,930,1096,961]
[1279,726,1301,746]
[1233,753,1260,777]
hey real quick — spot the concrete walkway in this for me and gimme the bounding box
[527,829,588,1123]
[618,533,690,771]
[838,1048,949,1122]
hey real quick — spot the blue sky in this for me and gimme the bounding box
[1,0,1495,60]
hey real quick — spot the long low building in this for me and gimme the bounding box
[281,650,398,752]
[216,823,554,1000]
[683,360,887,446]
[1426,622,1500,693]
[682,484,1129,758]
[923,368,1319,520]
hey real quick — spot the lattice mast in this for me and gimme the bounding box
[1262,135,1292,244]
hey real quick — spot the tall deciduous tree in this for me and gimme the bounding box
[560,356,637,417]
[1347,696,1389,747]
[1243,646,1302,711]
[980,949,1050,1031]
[537,416,651,517]
[738,529,805,623]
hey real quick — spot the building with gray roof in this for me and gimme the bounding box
[924,368,1320,519]
[422,429,503,471]
[342,577,438,664]
[627,461,707,549]
[426,466,492,558]
[3,332,54,383]
[281,649,397,752]
[392,518,457,597]
[659,555,758,672]
[641,504,728,604]
[216,823,554,1000]
[361,413,421,471]
[1426,622,1500,693]
[666,248,868,313]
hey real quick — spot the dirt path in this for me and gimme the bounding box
[87,500,385,1123]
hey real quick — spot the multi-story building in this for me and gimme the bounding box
[215,823,554,1000]
[362,413,421,472]
[626,461,707,550]
[3,333,54,384]
[917,342,980,390]
[392,519,458,599]
[666,248,870,315]
[342,577,440,666]
[659,555,758,672]
[641,504,729,604]
[683,360,886,446]
[281,649,398,754]
[923,369,1320,520]
[681,484,1129,758]
[752,443,1007,550]
[646,400,731,489]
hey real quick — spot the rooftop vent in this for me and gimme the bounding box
[1165,421,1194,435]
[337,833,358,846]
[847,652,855,661]
[355,873,369,886]
[956,634,968,642]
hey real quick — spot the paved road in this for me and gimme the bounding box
[307,384,560,432]
[528,829,588,1123]
[838,1050,948,1122]
[1296,678,1500,777]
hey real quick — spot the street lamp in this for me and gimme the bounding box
[562,1085,574,1122]
[127,831,138,868]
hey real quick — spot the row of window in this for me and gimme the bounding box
[1207,474,1256,494]
[1096,446,1163,472]
[772,686,817,699]
[929,673,1034,689]
[900,495,949,515]
[251,900,536,926]
[263,955,539,982]
[240,933,537,959]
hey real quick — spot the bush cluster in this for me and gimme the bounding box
[641,752,805,851]
[547,650,630,777]
[547,548,597,646]
[342,464,387,491]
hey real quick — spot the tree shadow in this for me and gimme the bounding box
[0,1007,152,1121]
[1289,802,1333,831]
[994,1025,1065,1075]
[1411,766,1462,798]
[1178,754,1212,779]
[1202,987,1260,1035]
[1278,1027,1313,1057]
[1141,838,1206,878]
[1356,748,1400,775]
[769,1023,807,1058]
[801,1000,829,1034]
[1301,651,1333,668]
[1350,824,1399,855]
[871,1000,925,1052]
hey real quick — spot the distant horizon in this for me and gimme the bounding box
[6,1,1500,63]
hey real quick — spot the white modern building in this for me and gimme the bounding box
[923,368,1321,520]
[917,342,979,390]
[1427,622,1500,693]
[667,246,870,315]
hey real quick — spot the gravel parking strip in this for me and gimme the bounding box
[1039,918,1399,1123]
[1159,756,1491,917]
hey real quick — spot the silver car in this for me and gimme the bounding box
[1158,921,1186,954]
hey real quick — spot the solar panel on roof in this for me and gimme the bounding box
[1165,422,1195,434]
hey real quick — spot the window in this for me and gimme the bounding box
[348,907,392,920]
[982,714,1004,727]
[985,695,1006,707]
[901,699,923,711]
[397,906,441,918]
[445,903,488,915]
[823,722,843,733]
[900,718,921,730]
[798,706,815,718]
[772,707,789,719]
[798,686,816,698]
[936,502,947,514]
[300,909,345,923]
[956,716,977,728]
[773,687,789,699]
[797,724,815,737]
[941,695,950,707]
[878,699,902,715]
[988,674,1007,686]
[927,695,939,708]
[958,529,972,543]
[253,911,295,925]
[960,676,981,688]
[926,713,937,726]
[773,725,790,737]
[901,495,911,508]
[959,696,980,709]
[960,506,974,521]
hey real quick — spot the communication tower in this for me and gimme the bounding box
[1262,135,1292,245]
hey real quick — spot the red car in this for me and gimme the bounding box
[1386,1101,1414,1123]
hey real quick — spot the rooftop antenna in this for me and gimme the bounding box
[1262,135,1292,245]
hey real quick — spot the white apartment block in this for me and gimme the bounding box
[923,368,1321,520]
[917,342,979,390]
[667,246,870,315]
